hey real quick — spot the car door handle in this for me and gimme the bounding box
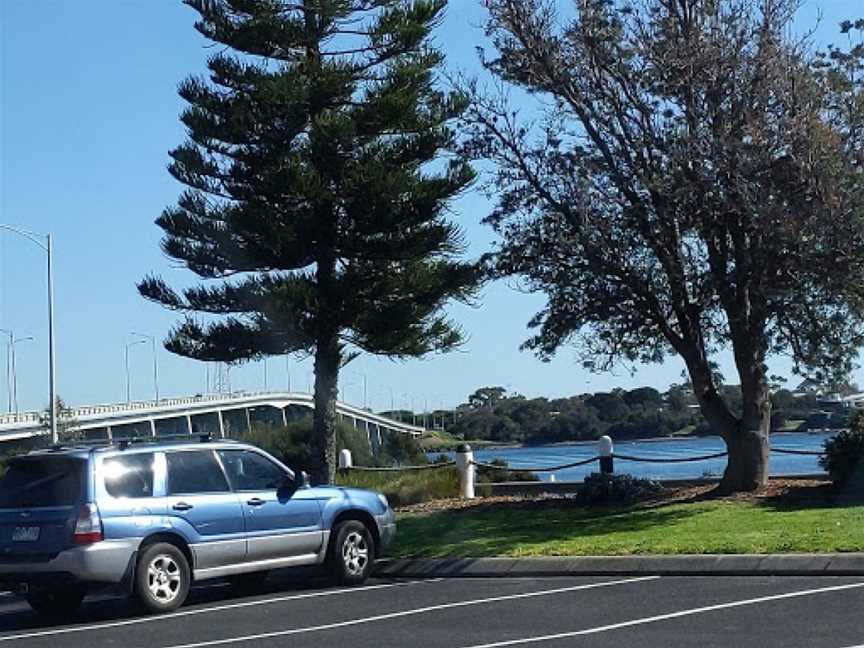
[172,502,194,511]
[246,498,266,507]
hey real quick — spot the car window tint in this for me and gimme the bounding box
[166,451,229,495]
[103,453,155,498]
[0,458,84,508]
[218,450,286,491]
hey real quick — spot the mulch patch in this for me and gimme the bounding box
[395,478,839,516]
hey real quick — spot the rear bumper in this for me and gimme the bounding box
[376,509,397,555]
[0,538,140,586]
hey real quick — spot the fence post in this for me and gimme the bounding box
[455,443,475,499]
[338,448,353,470]
[598,435,614,475]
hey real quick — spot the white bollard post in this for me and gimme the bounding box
[549,474,557,483]
[455,444,475,499]
[598,435,614,475]
[338,448,353,470]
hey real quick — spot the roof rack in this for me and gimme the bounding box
[48,433,214,452]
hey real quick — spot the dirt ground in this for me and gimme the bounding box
[396,478,836,515]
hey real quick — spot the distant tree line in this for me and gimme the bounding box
[440,385,854,445]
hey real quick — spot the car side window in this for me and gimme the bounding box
[103,453,155,499]
[166,451,230,495]
[217,450,288,491]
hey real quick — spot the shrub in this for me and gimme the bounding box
[821,413,864,486]
[241,417,375,473]
[335,467,460,507]
[580,472,664,505]
[475,458,539,484]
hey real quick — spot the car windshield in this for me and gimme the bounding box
[0,457,84,508]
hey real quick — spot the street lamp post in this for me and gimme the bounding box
[0,226,56,442]
[9,336,33,414]
[0,329,12,413]
[131,333,159,401]
[125,340,146,403]
[351,371,367,409]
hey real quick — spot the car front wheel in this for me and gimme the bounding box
[135,542,191,613]
[328,520,375,585]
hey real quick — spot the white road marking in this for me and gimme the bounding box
[0,579,436,643]
[457,580,864,648]
[158,576,660,648]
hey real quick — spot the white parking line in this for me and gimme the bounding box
[158,576,660,648]
[456,580,864,648]
[0,579,436,643]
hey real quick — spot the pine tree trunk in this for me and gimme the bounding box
[311,337,340,485]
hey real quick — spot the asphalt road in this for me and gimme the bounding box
[0,573,862,648]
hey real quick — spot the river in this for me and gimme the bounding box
[432,431,835,482]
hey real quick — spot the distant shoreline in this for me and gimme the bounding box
[427,428,839,453]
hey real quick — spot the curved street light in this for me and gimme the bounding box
[0,225,55,442]
[125,339,146,403]
[131,332,159,401]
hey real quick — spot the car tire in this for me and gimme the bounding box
[135,542,191,613]
[327,520,375,585]
[25,586,84,616]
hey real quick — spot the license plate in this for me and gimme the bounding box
[11,526,39,542]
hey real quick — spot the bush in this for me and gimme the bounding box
[821,414,864,486]
[241,417,375,473]
[475,458,539,484]
[336,468,460,507]
[580,473,664,505]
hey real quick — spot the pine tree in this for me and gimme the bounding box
[139,0,477,482]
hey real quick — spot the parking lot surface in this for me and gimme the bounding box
[0,573,862,647]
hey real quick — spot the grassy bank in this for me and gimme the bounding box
[335,467,459,507]
[391,496,864,557]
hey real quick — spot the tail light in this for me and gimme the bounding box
[73,503,103,545]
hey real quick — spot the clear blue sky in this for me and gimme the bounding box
[0,0,855,413]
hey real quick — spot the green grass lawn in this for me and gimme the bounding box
[392,498,864,557]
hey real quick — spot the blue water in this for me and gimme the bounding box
[432,431,834,482]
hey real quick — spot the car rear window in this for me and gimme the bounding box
[103,453,155,498]
[0,457,84,508]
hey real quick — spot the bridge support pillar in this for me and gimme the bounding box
[149,419,156,437]
[217,410,225,438]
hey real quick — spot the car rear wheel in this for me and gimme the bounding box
[135,542,191,613]
[327,520,375,585]
[25,586,84,616]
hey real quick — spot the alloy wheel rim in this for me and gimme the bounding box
[342,531,369,575]
[147,554,182,603]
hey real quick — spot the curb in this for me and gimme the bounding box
[375,554,864,578]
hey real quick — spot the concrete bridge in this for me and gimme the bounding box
[0,391,425,449]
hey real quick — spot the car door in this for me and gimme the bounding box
[164,450,246,571]
[216,449,323,562]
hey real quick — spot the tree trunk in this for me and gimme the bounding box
[719,367,772,494]
[311,336,340,485]
[687,354,771,493]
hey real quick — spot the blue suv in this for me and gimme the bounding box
[0,437,396,614]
